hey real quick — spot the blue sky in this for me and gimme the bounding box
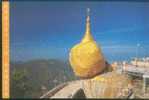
[10,1,149,62]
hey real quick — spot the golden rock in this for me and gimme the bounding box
[69,9,106,78]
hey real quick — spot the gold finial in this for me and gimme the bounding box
[87,8,90,17]
[81,8,94,43]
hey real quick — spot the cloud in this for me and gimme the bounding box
[102,45,136,49]
[95,24,149,36]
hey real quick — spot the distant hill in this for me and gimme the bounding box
[10,59,77,98]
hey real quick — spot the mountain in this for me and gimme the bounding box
[10,59,77,98]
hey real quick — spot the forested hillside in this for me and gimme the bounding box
[10,59,77,98]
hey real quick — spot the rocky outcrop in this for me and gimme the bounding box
[40,71,134,98]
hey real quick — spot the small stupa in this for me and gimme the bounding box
[69,8,106,78]
[68,9,133,98]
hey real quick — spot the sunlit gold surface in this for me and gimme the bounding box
[2,1,10,98]
[69,9,105,78]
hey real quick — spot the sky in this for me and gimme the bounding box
[10,1,149,62]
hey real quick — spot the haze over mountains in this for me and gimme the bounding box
[10,59,77,98]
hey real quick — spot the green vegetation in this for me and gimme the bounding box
[11,68,33,98]
[10,59,76,98]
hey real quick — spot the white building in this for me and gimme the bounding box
[130,57,149,67]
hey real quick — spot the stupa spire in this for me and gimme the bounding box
[81,8,94,43]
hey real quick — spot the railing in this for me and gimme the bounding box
[123,64,149,75]
[40,82,68,98]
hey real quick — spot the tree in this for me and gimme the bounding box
[11,68,32,98]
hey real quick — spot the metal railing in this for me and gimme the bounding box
[40,82,68,98]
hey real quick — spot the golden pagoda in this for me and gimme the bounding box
[41,9,134,99]
[69,8,106,78]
